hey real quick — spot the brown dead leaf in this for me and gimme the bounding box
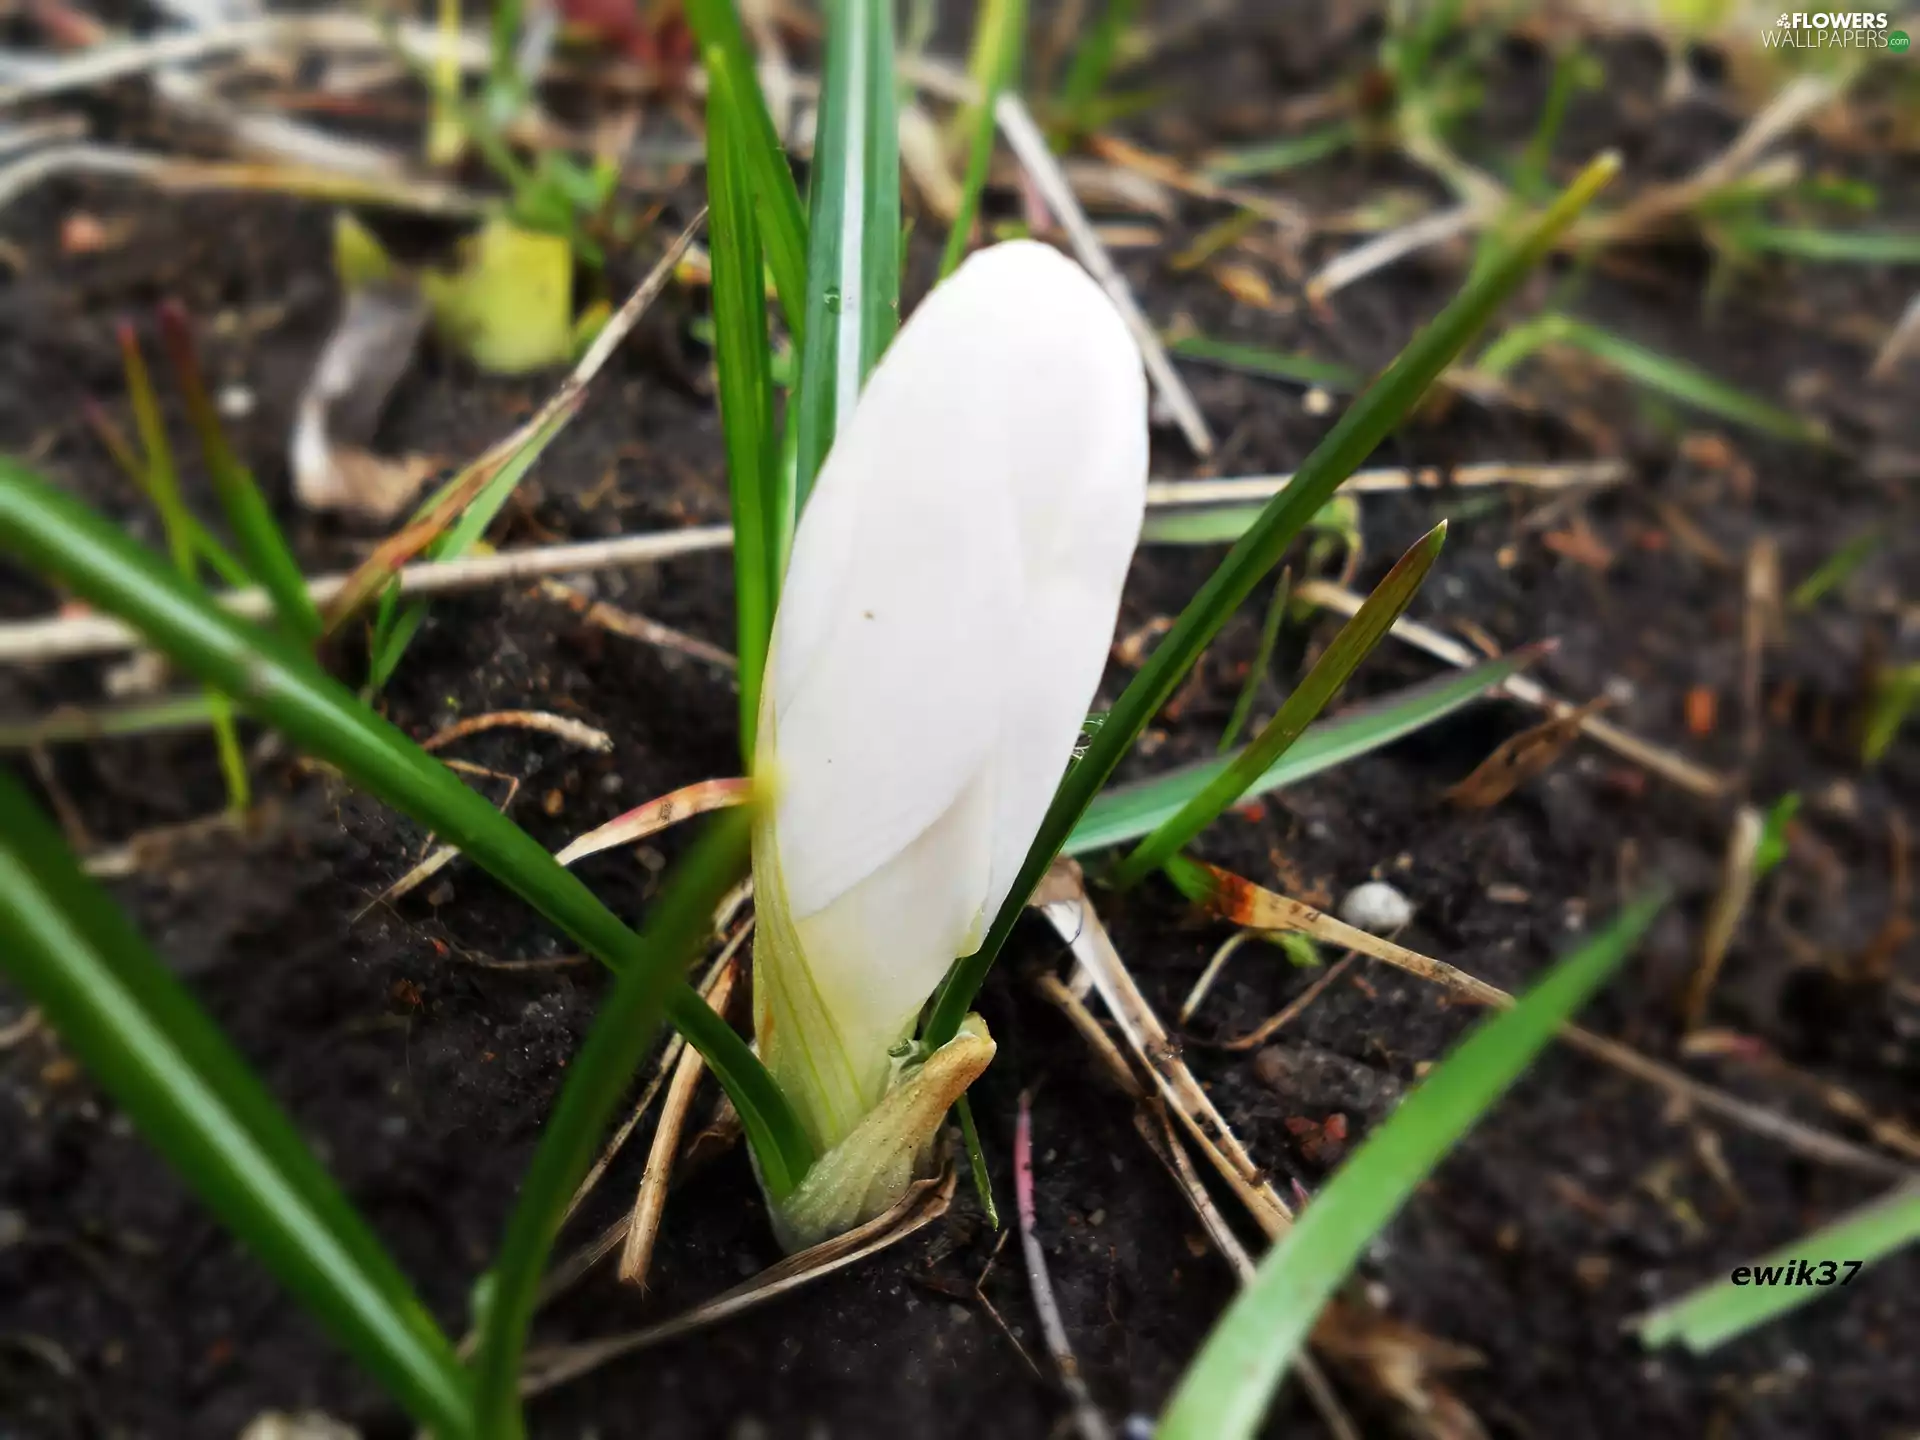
[1210,261,1277,310]
[1314,1297,1487,1440]
[1541,520,1614,572]
[1444,698,1610,809]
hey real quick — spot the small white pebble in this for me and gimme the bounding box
[1338,880,1413,934]
[1302,387,1333,416]
[216,383,255,420]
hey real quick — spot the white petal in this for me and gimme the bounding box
[764,238,1147,1087]
[787,771,995,1123]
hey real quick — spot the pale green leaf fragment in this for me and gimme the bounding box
[422,218,576,375]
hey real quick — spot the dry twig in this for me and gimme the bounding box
[1015,1091,1112,1440]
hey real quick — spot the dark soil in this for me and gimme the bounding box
[4,5,1918,1439]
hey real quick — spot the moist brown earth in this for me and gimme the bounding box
[3,6,1917,1438]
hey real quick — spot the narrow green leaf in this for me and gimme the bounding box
[939,0,1025,279]
[793,0,902,509]
[0,775,474,1438]
[1143,496,1357,548]
[0,692,220,749]
[1790,530,1884,609]
[1729,223,1920,266]
[1514,51,1599,202]
[0,463,817,1202]
[86,401,253,590]
[1863,662,1920,765]
[1058,0,1141,133]
[1202,123,1355,180]
[1636,1181,1920,1353]
[1112,524,1445,887]
[1753,792,1800,880]
[1065,654,1534,857]
[1168,335,1365,392]
[367,370,579,689]
[924,152,1621,1050]
[1157,891,1668,1440]
[1478,313,1828,444]
[472,807,754,1439]
[708,91,781,765]
[1219,567,1290,754]
[956,1091,1000,1230]
[686,0,809,336]
[157,302,320,643]
[118,321,250,813]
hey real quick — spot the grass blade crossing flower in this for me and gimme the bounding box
[752,241,1148,1244]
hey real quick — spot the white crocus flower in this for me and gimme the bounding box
[752,240,1147,1246]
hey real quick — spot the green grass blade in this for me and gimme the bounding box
[118,321,250,813]
[1142,496,1356,548]
[1157,891,1668,1440]
[157,302,320,644]
[686,0,809,337]
[1791,530,1884,609]
[1202,123,1354,180]
[955,1091,1000,1229]
[117,322,193,579]
[709,90,781,765]
[1112,523,1445,888]
[923,152,1620,1050]
[1066,652,1533,855]
[1728,223,1920,265]
[793,0,902,509]
[1635,1181,1920,1354]
[86,401,254,590]
[1219,567,1290,753]
[1141,504,1274,545]
[0,774,474,1438]
[365,390,578,689]
[472,807,754,1438]
[1863,662,1920,765]
[939,0,1025,279]
[1168,335,1365,392]
[1478,313,1828,444]
[0,462,817,1202]
[1057,0,1141,134]
[0,692,220,749]
[1514,51,1597,202]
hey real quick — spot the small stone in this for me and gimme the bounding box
[424,880,455,907]
[1302,387,1333,416]
[217,384,256,420]
[1338,880,1413,934]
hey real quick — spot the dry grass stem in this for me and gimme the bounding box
[617,956,741,1289]
[1015,1091,1112,1440]
[1220,954,1361,1051]
[1294,578,1730,799]
[1685,806,1765,1030]
[1035,861,1295,1238]
[537,578,738,672]
[520,1171,956,1398]
[1198,863,1912,1178]
[421,711,613,755]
